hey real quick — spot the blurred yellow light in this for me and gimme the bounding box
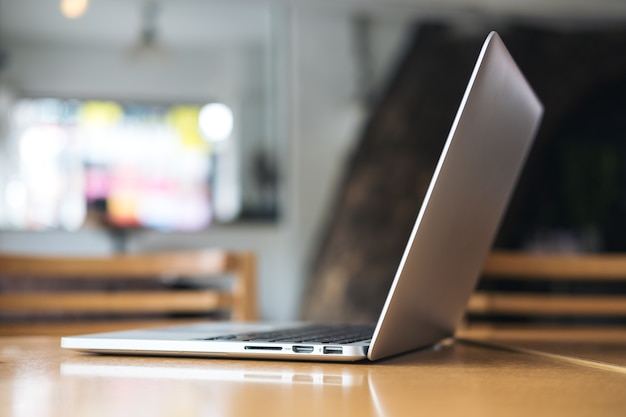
[79,101,123,126]
[60,0,89,19]
[167,106,207,151]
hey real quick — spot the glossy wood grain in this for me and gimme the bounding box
[458,323,626,344]
[1,336,625,417]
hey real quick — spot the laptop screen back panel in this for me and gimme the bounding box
[368,32,543,361]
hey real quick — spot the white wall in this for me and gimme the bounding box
[4,43,239,103]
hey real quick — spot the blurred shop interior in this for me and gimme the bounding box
[2,0,626,321]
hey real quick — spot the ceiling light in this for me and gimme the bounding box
[60,0,89,19]
[128,1,169,61]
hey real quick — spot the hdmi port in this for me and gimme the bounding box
[293,345,314,353]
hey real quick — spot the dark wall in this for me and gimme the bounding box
[497,24,626,253]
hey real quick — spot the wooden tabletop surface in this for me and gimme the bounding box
[1,335,625,417]
[457,326,626,369]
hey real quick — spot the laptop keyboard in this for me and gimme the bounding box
[203,324,375,344]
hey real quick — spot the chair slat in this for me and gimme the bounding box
[468,292,626,316]
[0,290,231,314]
[484,251,626,280]
[0,251,231,278]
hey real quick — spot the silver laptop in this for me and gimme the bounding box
[61,31,543,362]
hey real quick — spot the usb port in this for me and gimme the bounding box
[293,345,314,353]
[323,346,343,355]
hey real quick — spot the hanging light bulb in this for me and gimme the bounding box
[60,0,89,19]
[127,1,169,62]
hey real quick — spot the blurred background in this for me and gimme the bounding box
[2,0,626,321]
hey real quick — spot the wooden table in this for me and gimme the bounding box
[1,336,625,417]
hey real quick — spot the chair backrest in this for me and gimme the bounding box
[462,250,626,341]
[0,250,258,336]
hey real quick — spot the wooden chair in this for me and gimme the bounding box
[460,250,626,342]
[0,250,258,336]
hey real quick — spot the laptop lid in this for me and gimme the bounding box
[367,31,543,360]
